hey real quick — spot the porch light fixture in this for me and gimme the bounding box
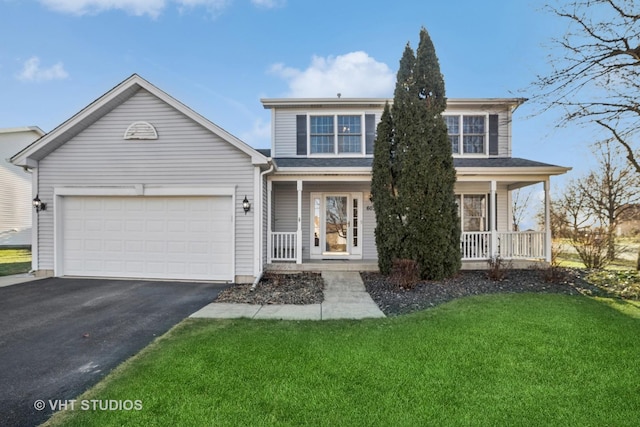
[242,195,251,214]
[32,195,46,212]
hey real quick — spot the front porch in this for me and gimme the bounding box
[266,175,554,271]
[268,230,547,268]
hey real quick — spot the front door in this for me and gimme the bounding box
[310,192,362,259]
[325,195,348,254]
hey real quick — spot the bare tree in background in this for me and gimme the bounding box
[576,141,640,260]
[532,0,640,175]
[511,187,535,231]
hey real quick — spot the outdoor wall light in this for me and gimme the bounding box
[242,195,251,214]
[32,195,46,212]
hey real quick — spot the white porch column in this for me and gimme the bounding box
[544,178,552,263]
[267,180,273,263]
[296,180,303,264]
[490,180,497,257]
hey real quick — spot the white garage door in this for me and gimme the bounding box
[62,196,233,281]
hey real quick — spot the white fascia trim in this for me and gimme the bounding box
[456,166,572,176]
[269,174,372,182]
[54,186,236,197]
[274,167,372,174]
[11,74,269,167]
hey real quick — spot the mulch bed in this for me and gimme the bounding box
[215,272,324,305]
[215,268,607,317]
[362,268,606,316]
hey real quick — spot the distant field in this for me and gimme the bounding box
[0,248,31,276]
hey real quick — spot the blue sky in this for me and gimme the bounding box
[1,0,597,186]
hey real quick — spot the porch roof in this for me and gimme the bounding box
[272,157,570,174]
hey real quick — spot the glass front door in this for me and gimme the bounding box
[310,192,363,259]
[325,195,348,253]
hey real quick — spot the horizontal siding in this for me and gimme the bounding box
[272,182,297,231]
[37,89,256,277]
[273,108,384,157]
[0,132,38,241]
[274,105,511,158]
[273,110,297,156]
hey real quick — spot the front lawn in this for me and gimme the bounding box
[46,294,640,426]
[0,248,31,276]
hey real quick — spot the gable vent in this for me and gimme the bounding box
[123,121,158,140]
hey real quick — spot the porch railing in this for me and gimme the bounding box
[270,232,298,262]
[460,231,545,260]
[461,232,491,259]
[269,230,546,263]
[497,231,545,259]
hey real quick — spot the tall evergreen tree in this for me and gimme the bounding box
[372,27,461,280]
[371,102,398,274]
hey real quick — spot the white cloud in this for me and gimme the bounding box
[240,117,271,147]
[39,0,265,17]
[269,51,395,98]
[39,0,167,17]
[17,57,69,82]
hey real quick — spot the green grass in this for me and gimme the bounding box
[0,248,31,276]
[46,294,640,427]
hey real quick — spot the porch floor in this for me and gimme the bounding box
[266,259,379,273]
[266,258,548,273]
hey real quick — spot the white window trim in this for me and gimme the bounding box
[444,113,489,158]
[308,113,366,157]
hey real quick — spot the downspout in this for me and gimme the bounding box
[251,160,275,291]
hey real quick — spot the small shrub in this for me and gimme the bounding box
[541,265,567,283]
[569,229,608,269]
[391,259,420,290]
[486,256,511,281]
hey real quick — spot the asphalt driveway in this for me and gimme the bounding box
[0,277,229,427]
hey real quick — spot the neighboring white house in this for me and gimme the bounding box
[1,127,44,247]
[11,74,570,283]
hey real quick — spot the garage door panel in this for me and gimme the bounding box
[62,196,233,281]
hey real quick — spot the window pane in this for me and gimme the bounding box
[463,195,486,231]
[310,116,334,154]
[444,116,459,134]
[445,116,460,153]
[311,135,334,153]
[463,116,485,134]
[462,116,485,154]
[337,115,361,153]
[449,135,459,153]
[463,135,484,153]
[311,116,334,134]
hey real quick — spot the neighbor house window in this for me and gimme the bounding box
[310,115,362,154]
[445,115,486,154]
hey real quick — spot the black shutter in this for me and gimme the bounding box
[365,114,376,154]
[296,115,307,155]
[488,114,499,156]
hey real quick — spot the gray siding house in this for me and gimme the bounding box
[11,75,569,283]
[1,127,44,246]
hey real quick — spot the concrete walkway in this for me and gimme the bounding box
[190,271,386,320]
[0,273,38,288]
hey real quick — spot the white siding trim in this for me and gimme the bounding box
[54,186,236,197]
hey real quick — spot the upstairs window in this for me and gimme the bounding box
[445,115,486,155]
[310,115,362,154]
[310,116,334,153]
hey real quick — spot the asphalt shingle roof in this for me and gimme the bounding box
[272,157,565,169]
